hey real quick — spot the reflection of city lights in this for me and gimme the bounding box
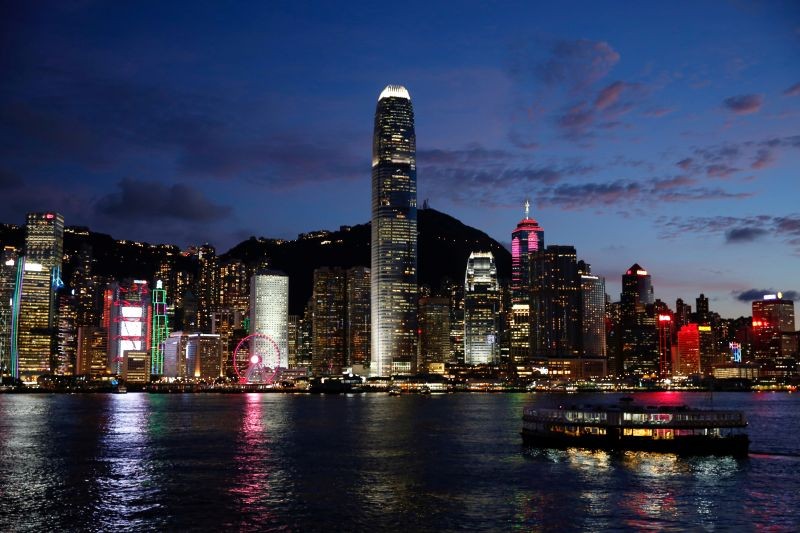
[250,355,259,364]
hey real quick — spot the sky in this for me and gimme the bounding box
[1,0,799,318]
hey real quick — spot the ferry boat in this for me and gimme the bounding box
[522,399,749,456]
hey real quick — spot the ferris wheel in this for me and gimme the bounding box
[232,333,281,384]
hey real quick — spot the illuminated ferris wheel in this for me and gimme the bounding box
[232,333,281,384]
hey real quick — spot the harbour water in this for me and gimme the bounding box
[1,391,798,531]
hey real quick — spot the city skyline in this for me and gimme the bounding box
[1,2,799,318]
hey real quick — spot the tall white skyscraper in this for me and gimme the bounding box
[250,271,289,369]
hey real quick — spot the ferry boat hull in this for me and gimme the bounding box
[521,428,749,456]
[522,401,750,457]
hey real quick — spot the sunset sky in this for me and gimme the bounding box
[1,1,798,317]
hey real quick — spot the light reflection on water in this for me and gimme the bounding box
[0,391,798,531]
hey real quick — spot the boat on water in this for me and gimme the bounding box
[522,398,749,456]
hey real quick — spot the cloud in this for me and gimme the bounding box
[784,83,800,97]
[643,107,675,118]
[725,227,767,243]
[534,39,620,91]
[95,178,232,222]
[722,94,763,114]
[594,81,625,110]
[706,164,738,178]
[658,214,800,252]
[733,289,799,302]
[751,148,775,169]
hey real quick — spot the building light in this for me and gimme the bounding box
[763,294,777,300]
[698,325,711,332]
[658,315,671,321]
[636,269,648,275]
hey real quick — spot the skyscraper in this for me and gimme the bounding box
[619,264,658,375]
[312,267,347,375]
[510,200,544,363]
[531,245,582,357]
[371,84,417,376]
[418,296,451,371]
[250,271,289,369]
[346,266,370,369]
[107,280,150,375]
[580,272,606,358]
[14,212,65,382]
[752,294,796,364]
[464,252,500,365]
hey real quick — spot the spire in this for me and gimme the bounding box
[524,199,530,219]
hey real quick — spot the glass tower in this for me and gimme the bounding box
[464,252,500,365]
[370,85,418,376]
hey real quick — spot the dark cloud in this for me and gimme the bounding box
[733,289,799,302]
[651,175,696,190]
[540,180,641,208]
[676,158,694,171]
[725,227,768,243]
[784,82,800,97]
[722,94,763,114]
[658,214,800,252]
[751,148,775,169]
[706,164,738,178]
[95,178,232,222]
[534,39,620,91]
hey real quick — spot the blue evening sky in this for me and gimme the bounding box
[1,1,798,317]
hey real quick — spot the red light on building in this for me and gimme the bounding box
[45,213,54,219]
[658,314,672,322]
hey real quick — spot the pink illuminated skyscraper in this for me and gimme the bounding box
[509,201,544,362]
[511,200,544,305]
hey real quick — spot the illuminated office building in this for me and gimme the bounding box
[531,246,581,357]
[619,264,658,375]
[464,252,500,365]
[184,333,223,380]
[13,213,65,382]
[418,296,451,371]
[752,294,796,363]
[371,84,418,376]
[312,267,347,375]
[107,280,150,375]
[346,266,370,369]
[581,272,606,358]
[510,201,544,362]
[250,271,289,369]
[196,244,218,332]
[0,248,18,380]
[76,326,107,377]
[677,323,700,375]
